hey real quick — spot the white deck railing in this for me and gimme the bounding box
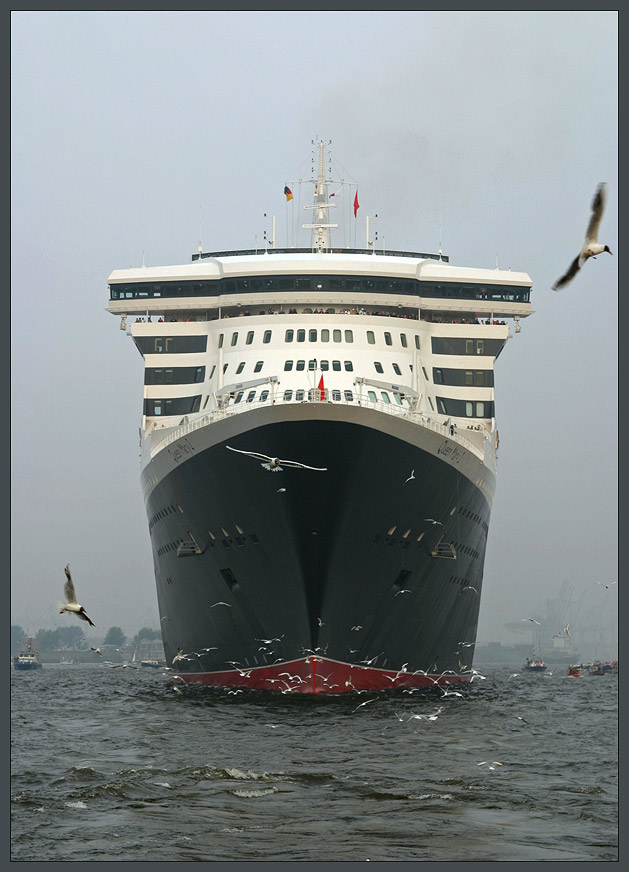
[143,394,490,465]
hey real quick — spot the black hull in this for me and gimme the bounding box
[145,415,492,691]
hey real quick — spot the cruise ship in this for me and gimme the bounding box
[107,141,532,693]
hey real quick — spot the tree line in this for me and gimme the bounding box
[10,624,161,654]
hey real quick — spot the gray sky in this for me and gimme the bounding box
[11,12,618,657]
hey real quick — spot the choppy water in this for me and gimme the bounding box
[11,662,617,861]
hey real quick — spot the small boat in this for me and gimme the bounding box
[12,637,43,671]
[59,657,76,665]
[523,653,546,672]
[140,659,165,668]
[567,664,584,677]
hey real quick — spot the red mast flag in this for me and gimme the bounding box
[318,375,325,401]
[353,191,359,217]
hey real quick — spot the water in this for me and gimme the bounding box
[11,662,618,861]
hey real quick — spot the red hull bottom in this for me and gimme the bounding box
[170,656,470,694]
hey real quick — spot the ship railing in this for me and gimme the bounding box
[145,395,488,462]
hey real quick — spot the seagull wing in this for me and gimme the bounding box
[226,446,272,463]
[278,459,327,471]
[552,255,581,291]
[584,183,606,245]
[78,610,95,627]
[63,566,77,604]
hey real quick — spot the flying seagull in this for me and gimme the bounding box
[404,470,415,486]
[423,518,443,526]
[597,581,617,589]
[60,565,95,626]
[90,647,102,656]
[552,183,612,290]
[521,617,541,625]
[226,445,327,473]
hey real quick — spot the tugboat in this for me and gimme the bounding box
[12,637,43,671]
[523,650,546,672]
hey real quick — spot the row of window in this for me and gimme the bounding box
[284,359,354,372]
[134,334,505,359]
[431,337,505,357]
[219,328,420,348]
[142,359,495,386]
[111,274,530,303]
[433,368,493,387]
[436,397,495,418]
[145,366,206,385]
[144,396,202,416]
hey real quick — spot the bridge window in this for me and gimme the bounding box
[246,331,254,345]
[144,395,202,416]
[344,361,353,371]
[309,329,317,342]
[263,330,272,344]
[231,333,239,347]
[308,360,317,371]
[400,334,407,348]
[254,361,263,373]
[283,390,293,401]
[332,360,341,371]
[374,362,384,373]
[259,390,269,402]
[384,332,392,346]
[415,336,420,349]
[296,360,305,371]
[246,391,256,403]
[296,390,305,401]
[321,329,330,342]
[218,334,224,348]
[367,331,375,344]
[345,330,353,343]
[344,390,354,402]
[333,330,341,342]
[332,390,341,401]
[144,366,206,385]
[236,362,245,374]
[134,336,208,355]
[381,392,391,403]
[284,360,293,371]
[297,330,305,342]
[320,360,329,371]
[368,390,377,402]
[285,329,294,342]
[234,391,244,404]
[392,363,401,376]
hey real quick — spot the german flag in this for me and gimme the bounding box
[284,186,293,202]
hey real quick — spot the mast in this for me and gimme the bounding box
[302,139,338,251]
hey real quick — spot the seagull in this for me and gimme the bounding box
[394,589,413,597]
[172,648,185,664]
[211,601,231,608]
[477,761,503,771]
[317,617,325,627]
[350,626,363,631]
[277,488,287,493]
[514,715,528,724]
[423,518,443,526]
[256,636,284,644]
[352,698,378,713]
[59,565,95,626]
[459,642,476,648]
[563,624,570,637]
[521,617,541,625]
[404,470,415,486]
[553,183,612,291]
[226,445,327,473]
[597,581,617,589]
[462,586,479,595]
[90,647,102,656]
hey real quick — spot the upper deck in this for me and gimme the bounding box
[106,249,532,324]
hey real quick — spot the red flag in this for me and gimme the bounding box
[318,375,325,401]
[353,191,359,217]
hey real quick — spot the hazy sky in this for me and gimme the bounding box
[11,12,618,656]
